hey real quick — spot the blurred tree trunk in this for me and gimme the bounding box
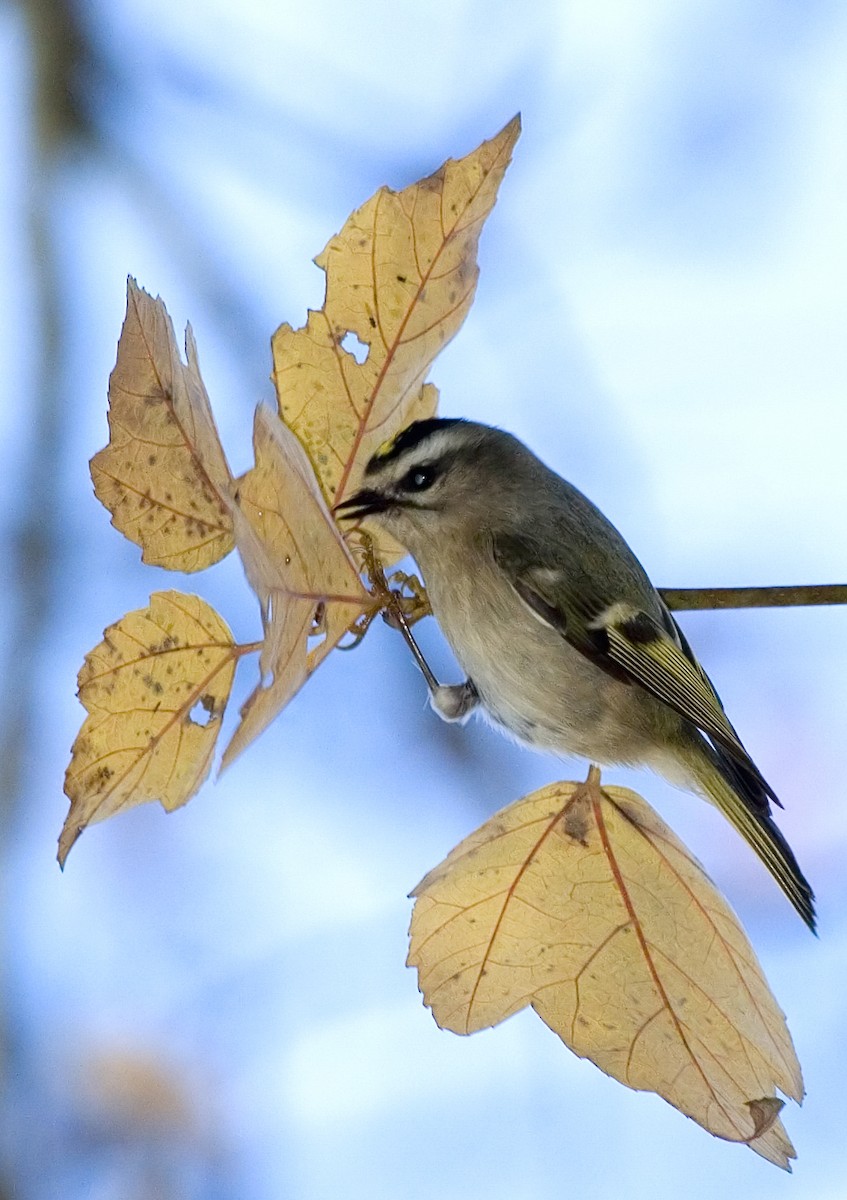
[0,2,89,1194]
[1,0,88,826]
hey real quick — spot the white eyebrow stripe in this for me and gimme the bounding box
[369,428,468,476]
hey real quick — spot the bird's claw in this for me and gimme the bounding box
[429,680,480,724]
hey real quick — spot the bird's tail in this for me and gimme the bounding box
[685,741,816,932]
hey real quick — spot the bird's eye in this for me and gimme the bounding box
[400,464,437,492]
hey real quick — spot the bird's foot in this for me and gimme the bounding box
[429,679,480,724]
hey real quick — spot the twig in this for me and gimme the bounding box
[359,536,441,691]
[660,584,847,611]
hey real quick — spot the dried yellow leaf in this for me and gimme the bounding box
[409,767,802,1169]
[91,279,234,572]
[221,406,375,768]
[273,116,520,559]
[61,591,238,864]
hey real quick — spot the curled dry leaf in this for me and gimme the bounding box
[408,767,803,1169]
[61,592,238,865]
[221,407,375,768]
[273,115,520,562]
[91,279,235,572]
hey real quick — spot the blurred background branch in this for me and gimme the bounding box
[2,0,87,830]
[1,5,89,1195]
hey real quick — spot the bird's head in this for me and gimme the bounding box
[334,418,530,554]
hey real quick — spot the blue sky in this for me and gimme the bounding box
[2,2,846,1197]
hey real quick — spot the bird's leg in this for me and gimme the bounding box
[358,532,480,723]
[389,606,479,722]
[385,603,480,723]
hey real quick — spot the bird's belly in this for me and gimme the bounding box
[427,571,670,766]
[469,637,644,761]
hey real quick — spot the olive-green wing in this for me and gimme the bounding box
[491,531,772,797]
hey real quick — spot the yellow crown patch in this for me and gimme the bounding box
[373,434,400,460]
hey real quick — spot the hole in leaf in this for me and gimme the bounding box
[307,601,327,655]
[340,331,369,364]
[188,695,217,726]
[307,629,327,654]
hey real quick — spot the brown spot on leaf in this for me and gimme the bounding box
[560,793,592,846]
[141,673,164,696]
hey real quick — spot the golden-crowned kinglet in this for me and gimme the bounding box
[336,418,815,930]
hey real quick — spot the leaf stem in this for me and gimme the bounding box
[234,641,263,657]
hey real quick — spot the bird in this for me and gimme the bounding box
[335,417,815,931]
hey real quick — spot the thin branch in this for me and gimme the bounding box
[660,584,847,611]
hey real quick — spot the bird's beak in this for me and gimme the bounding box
[333,488,390,521]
